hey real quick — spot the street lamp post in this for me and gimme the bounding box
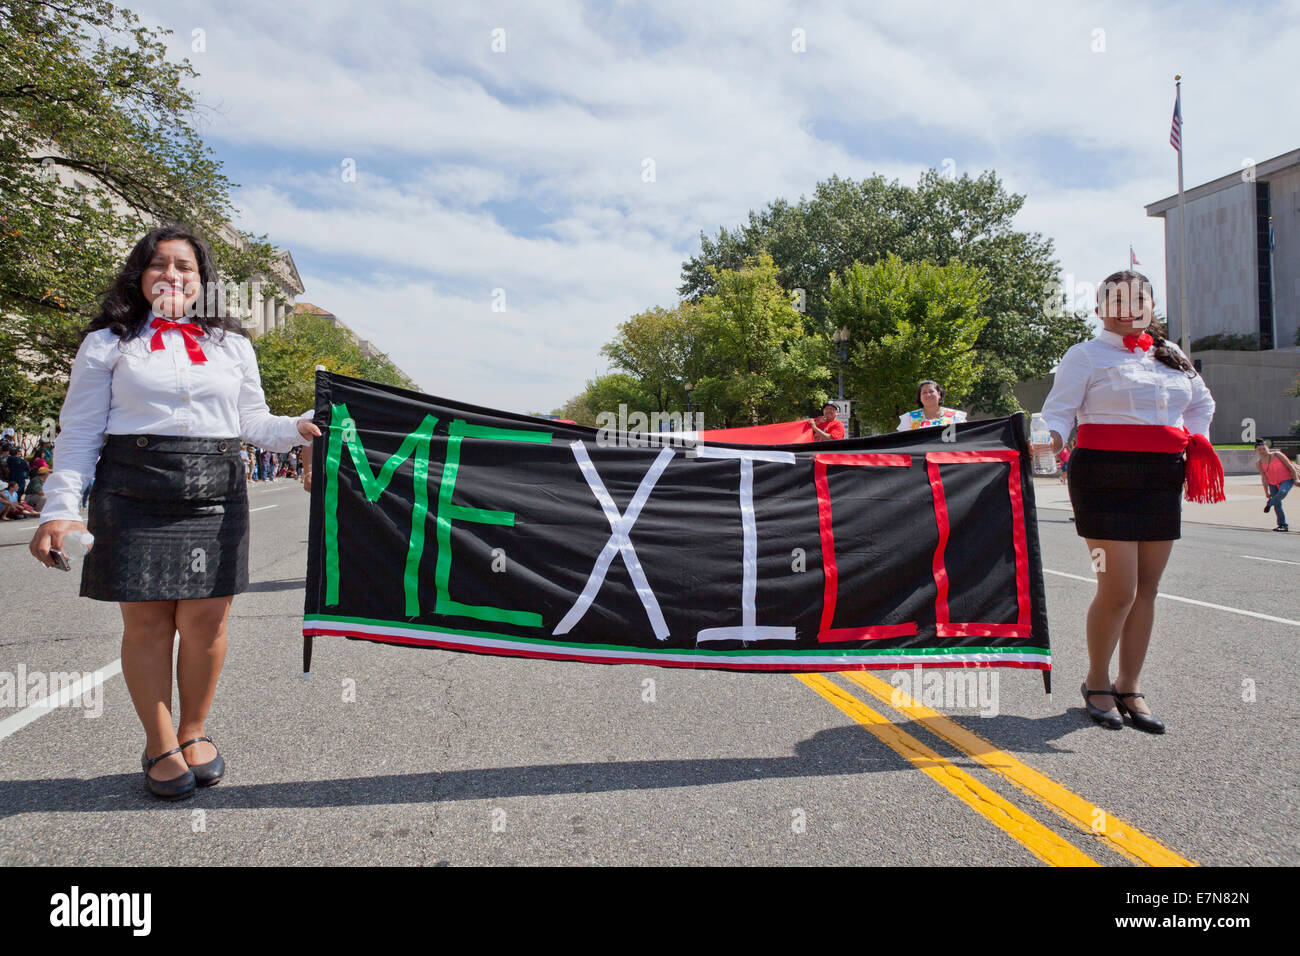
[832,328,850,400]
[684,381,696,424]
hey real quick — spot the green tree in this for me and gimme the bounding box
[599,302,709,414]
[552,373,658,427]
[691,253,830,427]
[679,171,1091,413]
[595,256,829,429]
[0,1,285,390]
[253,314,408,415]
[827,255,990,434]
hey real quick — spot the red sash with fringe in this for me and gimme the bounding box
[1075,424,1225,503]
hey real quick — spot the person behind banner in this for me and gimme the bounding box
[809,402,846,441]
[898,380,967,431]
[1036,270,1220,734]
[28,224,321,800]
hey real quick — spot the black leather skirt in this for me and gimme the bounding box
[81,435,249,602]
[1066,448,1185,541]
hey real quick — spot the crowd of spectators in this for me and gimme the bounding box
[0,427,55,521]
[240,444,303,482]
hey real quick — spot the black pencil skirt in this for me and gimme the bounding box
[81,435,249,602]
[1066,448,1185,541]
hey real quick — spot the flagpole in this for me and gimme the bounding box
[1175,75,1189,357]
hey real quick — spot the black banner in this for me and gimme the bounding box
[304,372,1050,673]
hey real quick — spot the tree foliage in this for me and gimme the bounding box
[253,314,411,415]
[679,171,1091,412]
[552,373,659,427]
[827,255,990,433]
[584,255,830,429]
[0,0,285,386]
[691,253,830,426]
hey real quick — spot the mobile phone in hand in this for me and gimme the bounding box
[51,550,71,572]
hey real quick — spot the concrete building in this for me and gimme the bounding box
[1141,148,1300,441]
[1146,148,1299,351]
[1010,148,1300,443]
[217,222,304,339]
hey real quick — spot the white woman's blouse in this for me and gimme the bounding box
[1040,329,1215,443]
[40,318,311,524]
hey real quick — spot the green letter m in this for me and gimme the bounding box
[323,402,437,615]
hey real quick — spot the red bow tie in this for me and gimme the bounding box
[149,317,207,363]
[1122,332,1153,353]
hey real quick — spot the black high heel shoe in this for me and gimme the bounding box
[1081,682,1122,729]
[142,747,197,800]
[180,736,224,787]
[1111,685,1166,734]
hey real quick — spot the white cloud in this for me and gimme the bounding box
[122,0,1299,408]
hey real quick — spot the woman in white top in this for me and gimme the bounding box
[897,380,968,431]
[1037,271,1218,734]
[29,225,320,799]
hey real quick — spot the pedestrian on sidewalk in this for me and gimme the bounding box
[28,224,320,801]
[1036,270,1221,734]
[1256,441,1299,532]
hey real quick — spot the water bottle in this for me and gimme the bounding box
[54,531,95,570]
[1030,414,1057,476]
[62,531,95,559]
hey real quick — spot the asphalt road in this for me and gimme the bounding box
[0,477,1295,866]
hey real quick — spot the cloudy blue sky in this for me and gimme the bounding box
[129,0,1299,412]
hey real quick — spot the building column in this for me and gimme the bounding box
[248,285,263,338]
[263,298,275,336]
[276,303,287,329]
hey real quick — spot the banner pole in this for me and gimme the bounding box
[303,365,327,680]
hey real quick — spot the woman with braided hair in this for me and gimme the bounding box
[1036,270,1222,734]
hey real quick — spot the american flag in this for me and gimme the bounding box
[1130,245,1141,267]
[1170,88,1182,151]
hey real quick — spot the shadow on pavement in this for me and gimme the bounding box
[242,579,306,593]
[0,716,1088,815]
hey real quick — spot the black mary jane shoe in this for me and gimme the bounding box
[180,736,225,787]
[1111,685,1166,734]
[1081,682,1123,730]
[141,747,197,800]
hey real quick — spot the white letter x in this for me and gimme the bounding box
[554,442,675,640]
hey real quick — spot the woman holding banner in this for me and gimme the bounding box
[29,225,320,799]
[897,380,967,431]
[1037,270,1220,734]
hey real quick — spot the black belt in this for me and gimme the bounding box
[103,434,240,455]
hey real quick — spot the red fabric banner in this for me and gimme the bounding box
[698,419,814,444]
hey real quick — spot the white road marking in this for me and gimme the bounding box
[249,504,278,512]
[0,659,122,742]
[1239,554,1300,566]
[1044,568,1300,627]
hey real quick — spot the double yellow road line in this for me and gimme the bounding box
[797,672,1195,867]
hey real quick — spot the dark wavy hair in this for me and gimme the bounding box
[916,379,944,406]
[1098,270,1196,377]
[85,224,245,342]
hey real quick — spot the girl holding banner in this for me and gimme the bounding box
[29,225,320,799]
[1038,270,1220,734]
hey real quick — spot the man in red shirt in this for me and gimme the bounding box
[810,402,845,441]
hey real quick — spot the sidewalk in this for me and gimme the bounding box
[1031,474,1294,532]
